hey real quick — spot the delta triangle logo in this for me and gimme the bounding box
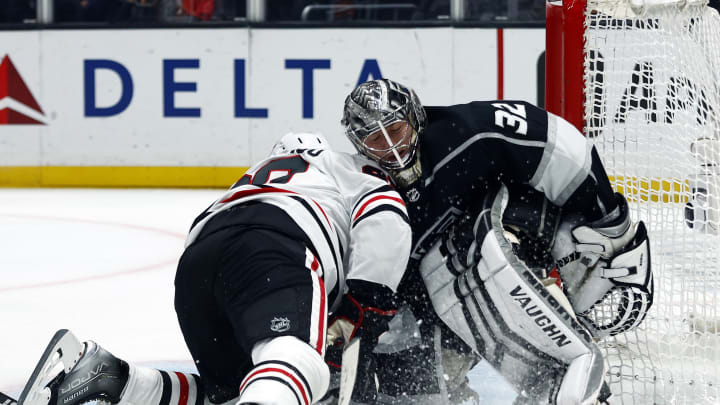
[0,54,47,125]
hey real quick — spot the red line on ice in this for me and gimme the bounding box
[0,213,185,293]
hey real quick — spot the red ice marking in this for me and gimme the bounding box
[239,368,309,405]
[0,258,179,293]
[0,213,185,293]
[175,372,189,405]
[353,195,405,221]
[311,256,319,271]
[0,213,185,239]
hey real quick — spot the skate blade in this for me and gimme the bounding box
[0,391,18,405]
[18,329,84,405]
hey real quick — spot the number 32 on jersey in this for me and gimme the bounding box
[493,102,527,135]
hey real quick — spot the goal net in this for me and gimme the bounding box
[547,0,720,403]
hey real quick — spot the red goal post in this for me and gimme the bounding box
[546,0,586,133]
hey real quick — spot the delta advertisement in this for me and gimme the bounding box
[0,28,545,186]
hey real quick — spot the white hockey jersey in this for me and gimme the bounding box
[185,149,411,312]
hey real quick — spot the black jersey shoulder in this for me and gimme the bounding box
[424,101,548,146]
[416,101,551,190]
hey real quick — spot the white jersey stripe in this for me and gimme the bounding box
[239,366,309,405]
[309,265,327,356]
[167,371,180,405]
[184,373,197,405]
[352,195,405,221]
[530,114,591,206]
[351,185,396,212]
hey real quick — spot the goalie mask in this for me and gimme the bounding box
[341,79,426,186]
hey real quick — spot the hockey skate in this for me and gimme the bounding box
[18,329,129,405]
[0,392,18,405]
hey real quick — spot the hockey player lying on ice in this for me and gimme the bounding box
[18,133,412,405]
[327,79,655,405]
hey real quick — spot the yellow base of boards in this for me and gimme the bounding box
[0,166,249,188]
[611,176,690,204]
[0,168,693,204]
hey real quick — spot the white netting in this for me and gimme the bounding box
[585,1,720,403]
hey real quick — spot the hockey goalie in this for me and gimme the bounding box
[330,78,655,405]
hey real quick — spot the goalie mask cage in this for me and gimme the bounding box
[546,0,720,403]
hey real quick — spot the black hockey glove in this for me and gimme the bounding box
[329,283,397,344]
[326,279,397,403]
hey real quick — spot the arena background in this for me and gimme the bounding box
[0,2,548,187]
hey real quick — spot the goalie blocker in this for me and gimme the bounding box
[420,184,605,405]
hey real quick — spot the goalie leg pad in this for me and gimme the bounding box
[420,185,605,404]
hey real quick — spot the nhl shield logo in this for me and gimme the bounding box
[270,317,291,332]
[406,188,421,202]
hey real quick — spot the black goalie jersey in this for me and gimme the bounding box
[185,148,412,314]
[374,101,622,398]
[402,100,618,262]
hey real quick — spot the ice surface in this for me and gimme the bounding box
[0,188,516,403]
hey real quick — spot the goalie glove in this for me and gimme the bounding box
[326,279,397,403]
[554,193,653,337]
